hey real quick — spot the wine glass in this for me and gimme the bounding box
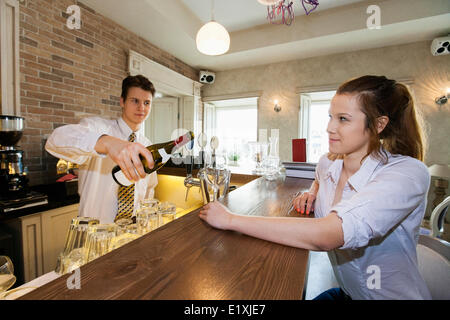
[0,256,16,293]
[248,142,269,174]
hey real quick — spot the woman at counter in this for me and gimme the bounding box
[199,75,431,300]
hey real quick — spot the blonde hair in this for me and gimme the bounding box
[330,75,425,162]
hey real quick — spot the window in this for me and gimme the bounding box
[204,97,258,161]
[299,91,336,163]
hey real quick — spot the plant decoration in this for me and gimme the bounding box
[264,0,320,26]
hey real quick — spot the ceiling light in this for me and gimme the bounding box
[196,0,230,56]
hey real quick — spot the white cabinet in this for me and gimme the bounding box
[40,204,79,273]
[19,213,44,283]
[19,204,79,282]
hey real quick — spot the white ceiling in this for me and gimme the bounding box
[180,0,367,32]
[80,0,450,72]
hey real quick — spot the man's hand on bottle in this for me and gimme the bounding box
[95,135,154,182]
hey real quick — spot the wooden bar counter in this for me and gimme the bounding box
[20,176,314,300]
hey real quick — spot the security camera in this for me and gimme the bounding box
[431,35,450,56]
[199,71,215,84]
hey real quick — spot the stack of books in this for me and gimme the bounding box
[282,162,317,179]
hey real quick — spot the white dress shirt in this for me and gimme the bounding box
[45,116,158,224]
[314,150,432,300]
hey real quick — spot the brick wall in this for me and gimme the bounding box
[18,0,199,185]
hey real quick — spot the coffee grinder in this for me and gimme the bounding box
[0,115,47,211]
[0,115,29,196]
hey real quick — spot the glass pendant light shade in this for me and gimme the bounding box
[196,21,230,56]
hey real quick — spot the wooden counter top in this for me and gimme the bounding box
[20,176,314,300]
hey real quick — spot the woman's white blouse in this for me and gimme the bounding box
[314,151,432,300]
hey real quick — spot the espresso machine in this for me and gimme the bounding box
[0,115,47,213]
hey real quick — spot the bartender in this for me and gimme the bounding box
[45,75,157,223]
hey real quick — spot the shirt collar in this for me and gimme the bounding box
[326,158,343,184]
[347,154,382,192]
[325,150,388,191]
[117,117,144,140]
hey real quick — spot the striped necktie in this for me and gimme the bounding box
[115,132,136,222]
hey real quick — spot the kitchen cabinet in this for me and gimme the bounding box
[40,204,79,273]
[19,204,79,282]
[19,213,43,283]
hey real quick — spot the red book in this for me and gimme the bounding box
[292,139,306,162]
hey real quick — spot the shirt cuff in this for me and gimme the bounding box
[331,200,371,250]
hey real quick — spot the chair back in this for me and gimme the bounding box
[417,234,450,300]
[430,196,450,238]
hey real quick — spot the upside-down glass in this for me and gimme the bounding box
[136,209,159,235]
[115,217,133,236]
[109,223,140,251]
[158,202,177,226]
[62,217,100,255]
[0,256,16,293]
[55,217,99,274]
[84,223,117,263]
[139,198,160,211]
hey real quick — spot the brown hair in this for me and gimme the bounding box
[121,74,155,100]
[333,75,425,162]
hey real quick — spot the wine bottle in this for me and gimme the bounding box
[112,131,194,186]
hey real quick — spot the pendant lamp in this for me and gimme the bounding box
[196,0,230,55]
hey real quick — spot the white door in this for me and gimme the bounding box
[145,97,178,143]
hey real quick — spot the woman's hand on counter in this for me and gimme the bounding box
[199,201,234,230]
[293,179,319,214]
[292,191,316,214]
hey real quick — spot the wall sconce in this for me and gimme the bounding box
[435,88,450,105]
[274,99,281,112]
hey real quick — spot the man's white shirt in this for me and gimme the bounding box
[45,116,158,223]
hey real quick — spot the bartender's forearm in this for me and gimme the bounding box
[94,134,115,155]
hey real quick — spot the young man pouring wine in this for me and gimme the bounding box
[46,75,158,223]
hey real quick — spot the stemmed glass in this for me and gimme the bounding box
[200,136,229,202]
[0,256,16,293]
[248,142,269,174]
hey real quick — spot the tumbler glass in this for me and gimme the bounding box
[84,223,117,263]
[158,202,177,226]
[115,218,133,236]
